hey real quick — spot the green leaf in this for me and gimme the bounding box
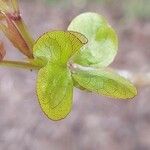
[72,66,137,99]
[68,12,118,67]
[37,63,73,121]
[73,78,87,91]
[33,31,87,66]
[34,31,88,120]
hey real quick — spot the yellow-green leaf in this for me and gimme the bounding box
[68,12,118,67]
[72,66,137,99]
[37,63,73,121]
[33,31,87,66]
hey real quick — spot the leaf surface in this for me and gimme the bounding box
[72,66,137,99]
[33,31,87,66]
[37,63,73,121]
[68,12,118,67]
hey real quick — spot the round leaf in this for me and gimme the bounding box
[37,63,73,121]
[68,12,118,67]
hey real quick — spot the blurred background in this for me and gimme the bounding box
[0,0,150,149]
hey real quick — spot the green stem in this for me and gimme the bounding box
[0,60,41,70]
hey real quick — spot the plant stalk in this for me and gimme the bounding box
[0,60,40,70]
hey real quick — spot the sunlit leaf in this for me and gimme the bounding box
[73,78,87,91]
[34,31,88,120]
[33,31,87,65]
[69,31,88,44]
[72,65,137,99]
[37,63,73,121]
[68,12,118,67]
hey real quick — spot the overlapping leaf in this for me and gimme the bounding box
[37,63,73,121]
[33,31,87,120]
[72,66,137,99]
[33,20,137,121]
[33,31,87,65]
[68,12,118,67]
